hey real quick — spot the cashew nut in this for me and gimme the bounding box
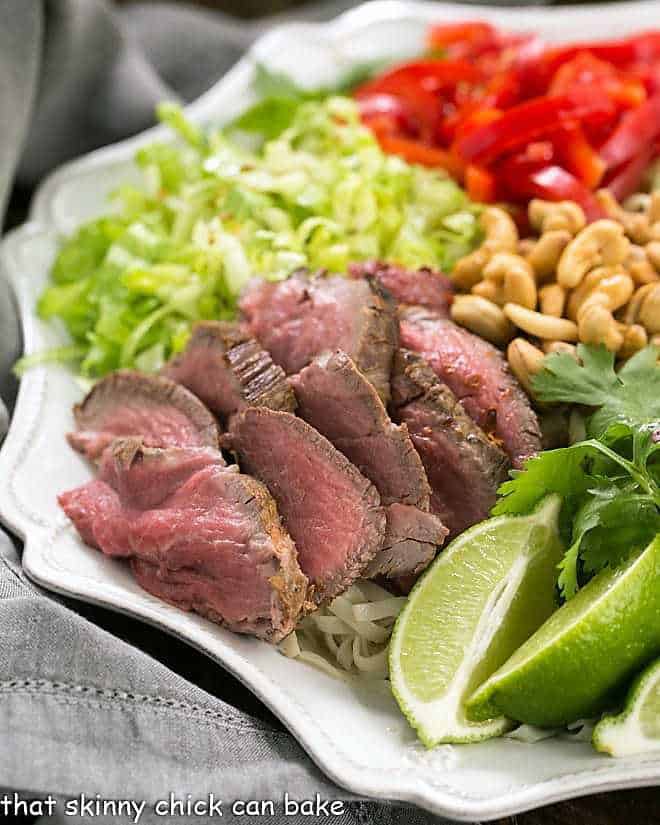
[526,229,572,283]
[452,207,518,289]
[471,279,502,304]
[578,303,623,352]
[503,303,578,341]
[557,220,630,289]
[529,199,586,235]
[638,283,660,335]
[507,338,545,395]
[539,283,566,318]
[596,189,651,245]
[646,241,660,273]
[483,253,537,309]
[542,340,577,357]
[566,266,615,320]
[627,245,659,285]
[451,295,515,346]
[619,324,648,359]
[577,271,635,317]
[624,282,659,326]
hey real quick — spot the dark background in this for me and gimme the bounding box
[5,1,660,823]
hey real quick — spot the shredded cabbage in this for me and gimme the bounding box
[35,97,479,377]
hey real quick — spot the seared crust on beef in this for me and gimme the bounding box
[291,350,429,508]
[240,270,398,403]
[60,437,307,642]
[291,350,446,579]
[163,321,296,422]
[69,370,220,460]
[349,261,454,316]
[398,308,542,468]
[226,407,386,605]
[391,349,510,537]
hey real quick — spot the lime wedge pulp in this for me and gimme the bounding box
[468,535,660,729]
[389,495,564,747]
[594,655,660,757]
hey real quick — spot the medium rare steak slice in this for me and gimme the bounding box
[349,261,454,316]
[59,439,307,642]
[227,408,386,604]
[364,503,447,579]
[290,351,446,579]
[399,308,542,468]
[68,371,220,460]
[162,321,296,423]
[391,349,510,537]
[240,270,397,403]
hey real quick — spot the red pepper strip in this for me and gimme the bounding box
[510,165,605,222]
[465,164,497,202]
[376,134,465,177]
[358,94,417,136]
[552,125,606,190]
[605,145,656,201]
[599,94,660,169]
[354,59,481,99]
[456,90,616,165]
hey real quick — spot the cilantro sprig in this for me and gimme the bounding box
[495,344,660,601]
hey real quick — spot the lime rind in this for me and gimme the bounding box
[467,534,660,729]
[593,656,660,757]
[389,495,563,748]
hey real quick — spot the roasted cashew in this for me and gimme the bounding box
[619,324,648,359]
[526,229,572,283]
[452,207,518,289]
[627,245,659,285]
[529,199,586,236]
[539,283,566,318]
[507,338,545,395]
[596,189,652,245]
[638,283,660,335]
[483,252,537,309]
[450,294,515,345]
[578,303,623,352]
[646,241,660,273]
[503,303,578,341]
[557,220,630,289]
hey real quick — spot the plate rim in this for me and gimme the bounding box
[3,2,660,818]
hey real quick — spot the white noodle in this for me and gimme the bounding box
[280,580,406,680]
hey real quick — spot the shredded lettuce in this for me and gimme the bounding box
[35,97,479,377]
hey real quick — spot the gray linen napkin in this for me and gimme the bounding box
[0,1,451,821]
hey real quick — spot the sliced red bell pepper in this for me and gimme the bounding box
[427,22,497,57]
[604,145,656,201]
[456,90,615,165]
[355,59,481,98]
[552,124,606,189]
[357,94,417,137]
[465,164,497,202]
[376,134,465,177]
[508,165,605,222]
[599,94,660,169]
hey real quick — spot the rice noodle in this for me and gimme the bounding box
[279,580,405,680]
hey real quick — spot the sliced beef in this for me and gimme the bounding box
[68,371,220,461]
[240,270,397,403]
[59,439,307,642]
[364,503,447,579]
[398,308,542,467]
[391,349,510,538]
[349,261,454,316]
[290,351,446,579]
[162,321,296,424]
[226,408,386,604]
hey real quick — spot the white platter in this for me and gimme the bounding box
[2,2,660,819]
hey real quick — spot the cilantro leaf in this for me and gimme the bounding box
[532,344,660,439]
[493,442,616,518]
[532,344,619,407]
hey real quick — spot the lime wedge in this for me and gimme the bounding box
[389,495,564,747]
[468,535,660,729]
[593,656,660,756]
